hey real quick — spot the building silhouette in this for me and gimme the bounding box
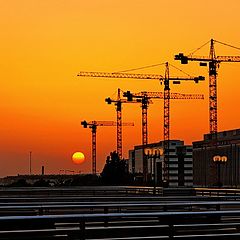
[193,129,240,187]
[128,140,193,187]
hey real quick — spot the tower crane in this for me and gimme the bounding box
[105,88,151,159]
[175,39,240,136]
[124,90,204,146]
[81,120,134,175]
[78,64,204,184]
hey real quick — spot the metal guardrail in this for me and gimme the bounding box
[1,187,240,239]
[0,210,240,239]
[195,188,240,198]
[0,186,163,197]
[2,186,240,197]
[1,200,240,216]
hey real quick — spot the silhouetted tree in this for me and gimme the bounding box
[101,151,132,185]
[8,178,31,187]
[70,174,100,186]
[33,178,50,187]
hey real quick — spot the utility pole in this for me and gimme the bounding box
[29,151,32,175]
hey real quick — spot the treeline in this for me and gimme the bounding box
[5,151,142,187]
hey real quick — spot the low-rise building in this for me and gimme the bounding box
[193,128,240,187]
[128,140,193,187]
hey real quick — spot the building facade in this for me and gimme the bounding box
[193,129,240,187]
[128,140,193,187]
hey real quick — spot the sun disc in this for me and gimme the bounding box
[72,152,85,164]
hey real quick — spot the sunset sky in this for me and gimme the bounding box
[1,0,240,176]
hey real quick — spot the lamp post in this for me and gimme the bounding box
[144,147,164,194]
[213,155,227,187]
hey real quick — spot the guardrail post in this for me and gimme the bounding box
[79,220,85,240]
[104,207,109,227]
[168,224,174,239]
[38,207,43,215]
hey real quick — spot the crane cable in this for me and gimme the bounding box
[113,62,165,73]
[188,40,211,56]
[188,39,240,57]
[114,62,195,78]
[214,40,240,51]
[168,63,192,77]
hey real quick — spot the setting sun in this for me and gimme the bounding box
[72,152,85,164]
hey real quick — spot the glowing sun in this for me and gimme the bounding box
[72,152,85,164]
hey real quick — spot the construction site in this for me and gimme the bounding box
[78,39,240,188]
[3,1,240,239]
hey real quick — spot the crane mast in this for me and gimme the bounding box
[140,95,149,181]
[81,120,134,174]
[209,39,218,135]
[116,89,122,159]
[175,39,240,135]
[117,90,122,158]
[124,91,151,146]
[141,96,148,146]
[124,92,151,182]
[164,63,170,182]
[105,89,141,158]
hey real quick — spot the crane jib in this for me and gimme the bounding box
[78,71,205,82]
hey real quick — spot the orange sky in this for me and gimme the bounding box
[0,0,240,177]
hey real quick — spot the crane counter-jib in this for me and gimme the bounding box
[175,54,240,63]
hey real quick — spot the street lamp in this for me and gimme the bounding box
[213,155,228,187]
[144,147,164,194]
